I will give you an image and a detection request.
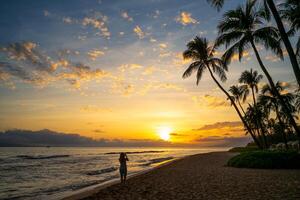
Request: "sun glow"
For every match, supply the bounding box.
[157,126,172,141]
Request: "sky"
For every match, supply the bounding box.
[0,0,297,146]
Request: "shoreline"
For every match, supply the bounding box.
[69,151,300,200]
[56,153,192,200]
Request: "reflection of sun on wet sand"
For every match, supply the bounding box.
[65,152,300,200]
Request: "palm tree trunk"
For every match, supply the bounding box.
[251,86,266,148]
[251,87,256,105]
[250,39,300,139]
[237,100,246,116]
[266,0,300,87]
[206,66,262,149]
[275,105,289,150]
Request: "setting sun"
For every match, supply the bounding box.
[157,126,172,141]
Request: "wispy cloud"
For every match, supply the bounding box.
[82,14,110,39]
[192,94,230,108]
[133,25,145,39]
[175,12,198,25]
[87,49,105,60]
[121,11,133,22]
[0,41,110,89]
[80,105,112,113]
[193,121,243,131]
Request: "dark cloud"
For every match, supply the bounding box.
[93,129,105,133]
[193,121,243,131]
[170,132,187,137]
[195,136,251,147]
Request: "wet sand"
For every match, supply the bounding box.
[66,152,300,200]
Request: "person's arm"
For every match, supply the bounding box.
[125,154,129,161]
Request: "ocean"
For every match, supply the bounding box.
[0,147,228,200]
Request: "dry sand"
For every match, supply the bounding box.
[68,152,300,200]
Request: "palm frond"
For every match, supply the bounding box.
[182,61,202,79]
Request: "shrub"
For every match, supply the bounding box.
[227,150,300,169]
[228,146,259,153]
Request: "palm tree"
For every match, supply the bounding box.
[228,85,249,115]
[207,0,300,86]
[182,36,261,148]
[239,69,264,145]
[259,82,295,149]
[295,89,300,113]
[280,0,300,59]
[215,0,300,138]
[239,69,263,105]
[265,0,300,86]
[244,103,268,148]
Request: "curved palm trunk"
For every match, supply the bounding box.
[251,87,256,105]
[237,100,246,116]
[275,105,288,150]
[250,39,300,140]
[266,0,300,87]
[206,66,262,149]
[251,86,267,148]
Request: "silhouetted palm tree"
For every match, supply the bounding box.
[244,103,269,148]
[280,0,300,59]
[207,0,300,86]
[228,85,249,115]
[182,36,261,148]
[295,89,300,113]
[215,0,300,138]
[259,82,295,149]
[239,69,263,105]
[265,0,300,86]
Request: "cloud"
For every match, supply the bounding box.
[0,129,250,147]
[0,41,110,89]
[118,64,143,72]
[150,38,157,43]
[195,136,251,147]
[265,55,280,62]
[170,133,187,137]
[133,25,145,39]
[82,14,110,39]
[193,121,243,131]
[62,17,73,24]
[232,51,251,61]
[87,49,105,60]
[175,12,198,25]
[159,43,167,49]
[192,95,230,108]
[93,129,105,133]
[121,11,133,22]
[43,10,50,17]
[80,105,111,113]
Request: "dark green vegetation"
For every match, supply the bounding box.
[183,0,300,150]
[227,151,300,169]
[228,146,259,153]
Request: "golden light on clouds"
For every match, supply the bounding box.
[176,12,198,25]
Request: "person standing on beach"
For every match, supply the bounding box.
[119,152,129,183]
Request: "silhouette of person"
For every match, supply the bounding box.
[119,152,129,183]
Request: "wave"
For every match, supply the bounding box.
[16,155,70,160]
[86,166,118,176]
[105,150,165,155]
[140,156,174,166]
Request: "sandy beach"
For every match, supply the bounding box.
[62,152,300,200]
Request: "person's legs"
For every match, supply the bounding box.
[123,168,127,183]
[119,168,124,183]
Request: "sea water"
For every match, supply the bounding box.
[0,147,228,200]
